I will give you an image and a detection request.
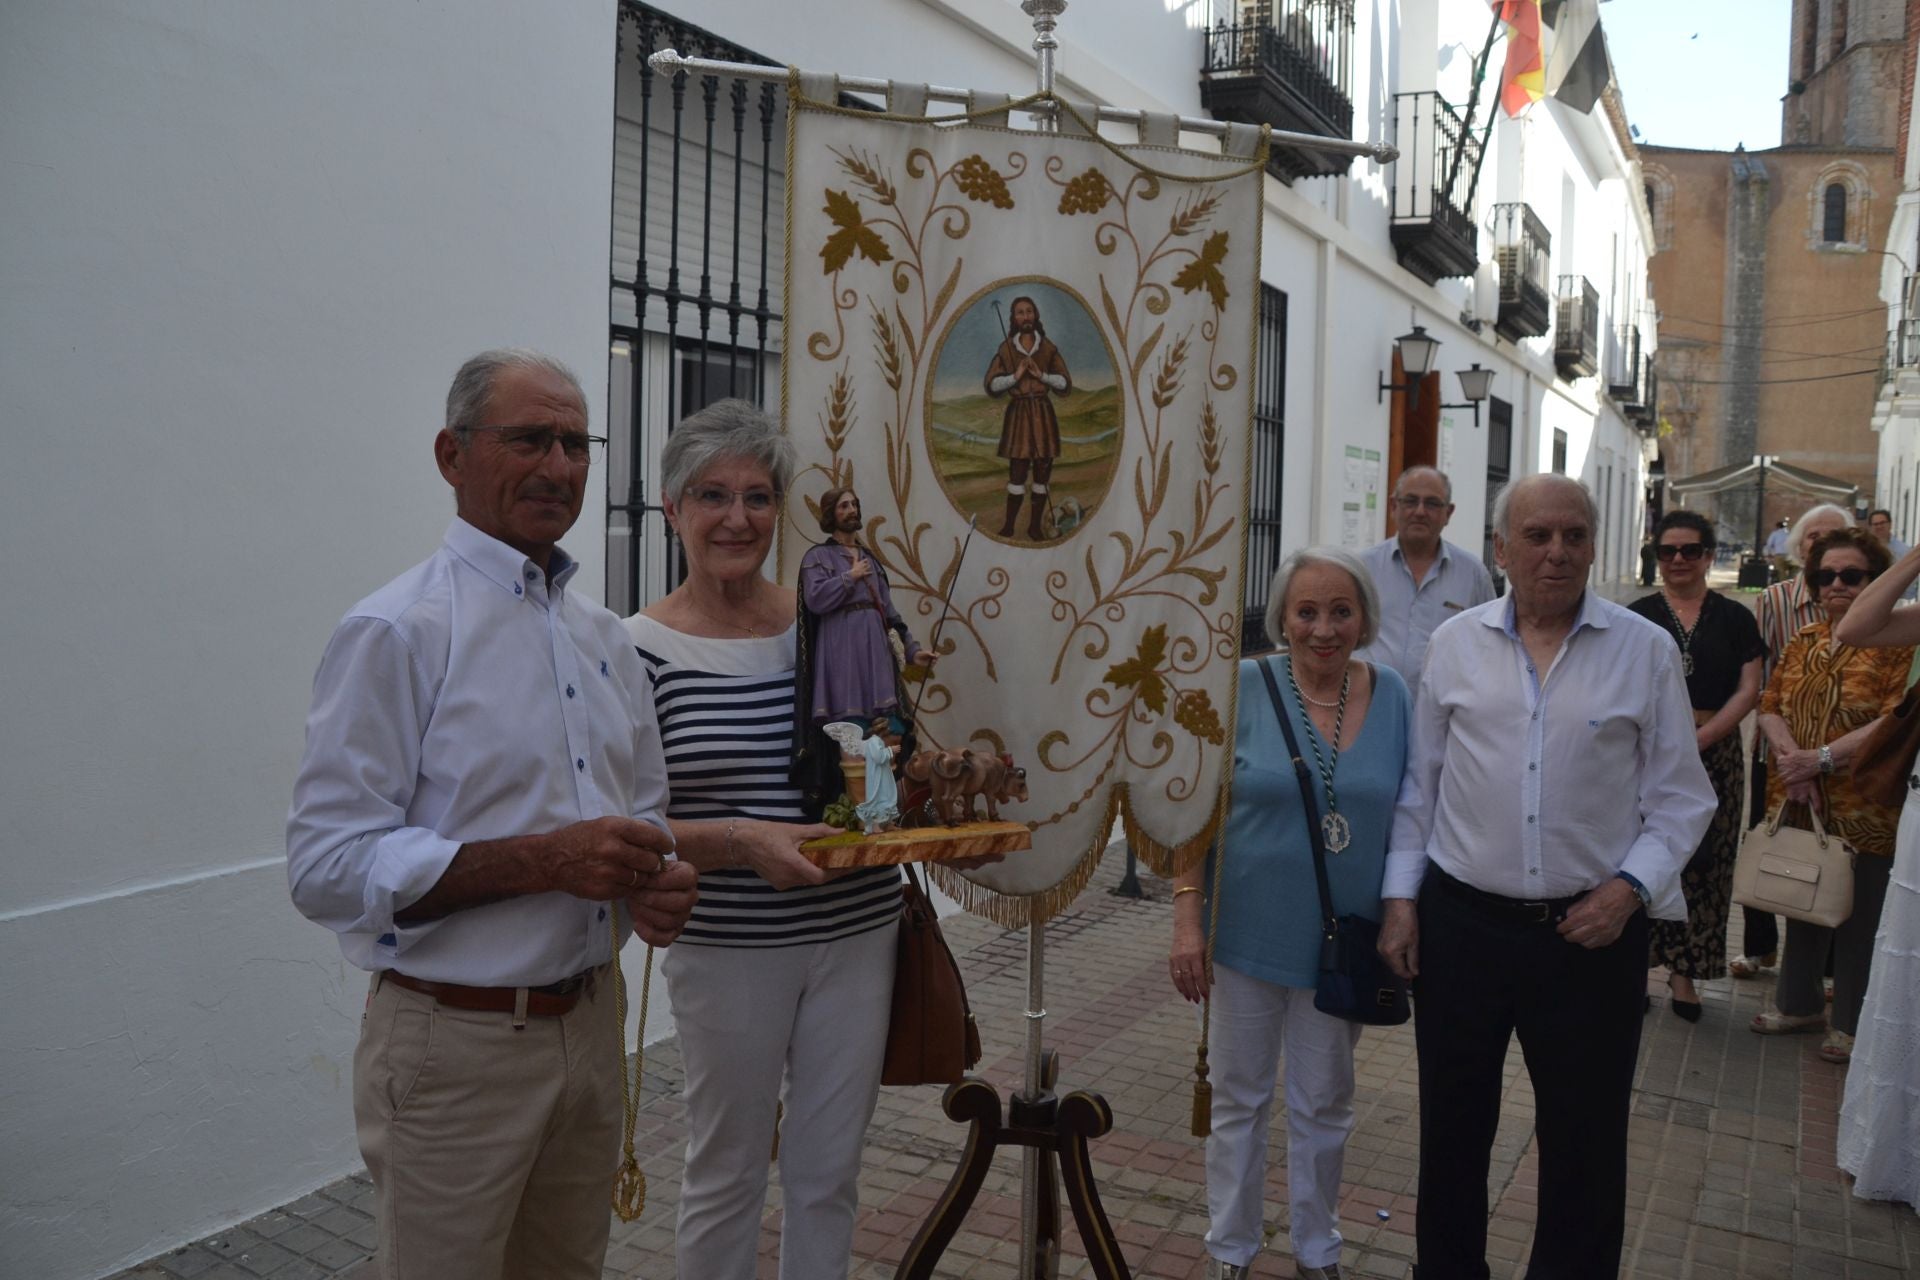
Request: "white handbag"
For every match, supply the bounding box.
[1732,803,1855,929]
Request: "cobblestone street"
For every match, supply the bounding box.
[112,849,1919,1280]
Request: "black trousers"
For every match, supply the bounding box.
[1412,872,1650,1280]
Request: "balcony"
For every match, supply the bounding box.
[1492,203,1551,342]
[1201,1,1356,182]
[1896,275,1920,368]
[1554,276,1599,379]
[1389,91,1483,284]
[1607,324,1641,401]
[1634,360,1660,430]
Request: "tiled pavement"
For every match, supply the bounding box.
[113,852,1920,1280]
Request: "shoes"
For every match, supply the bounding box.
[1750,1010,1826,1034]
[1298,1266,1343,1280]
[1819,1029,1855,1064]
[1203,1259,1250,1280]
[1729,952,1777,978]
[1669,975,1702,1023]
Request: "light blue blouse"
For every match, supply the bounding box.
[1207,655,1411,989]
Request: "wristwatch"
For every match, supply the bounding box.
[1818,744,1835,775]
[1613,870,1652,911]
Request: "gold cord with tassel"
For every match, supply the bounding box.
[1192,834,1227,1138]
[610,909,655,1223]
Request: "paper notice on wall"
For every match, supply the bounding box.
[1363,449,1381,519]
[1440,414,1456,474]
[1342,501,1363,547]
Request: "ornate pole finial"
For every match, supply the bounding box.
[1021,0,1068,98]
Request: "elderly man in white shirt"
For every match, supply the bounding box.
[1377,473,1714,1280]
[287,349,698,1280]
[1355,466,1496,697]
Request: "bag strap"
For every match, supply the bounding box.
[1256,656,1338,933]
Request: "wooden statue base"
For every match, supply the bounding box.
[799,821,1032,869]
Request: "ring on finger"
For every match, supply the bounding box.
[630,868,639,889]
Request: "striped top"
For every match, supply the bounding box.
[625,614,901,948]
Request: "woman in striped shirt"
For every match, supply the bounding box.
[625,400,903,1279]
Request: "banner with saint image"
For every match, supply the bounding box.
[780,76,1267,923]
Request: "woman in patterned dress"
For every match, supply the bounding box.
[1627,511,1765,1020]
[1750,528,1911,1065]
[1736,502,1853,977]
[1830,536,1920,1212]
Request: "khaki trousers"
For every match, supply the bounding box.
[352,969,621,1280]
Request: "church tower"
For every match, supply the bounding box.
[1784,0,1907,147]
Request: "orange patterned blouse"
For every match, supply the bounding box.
[1759,618,1914,856]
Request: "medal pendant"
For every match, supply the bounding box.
[1322,811,1352,854]
[1682,653,1694,677]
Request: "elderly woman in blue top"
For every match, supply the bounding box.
[1169,548,1411,1280]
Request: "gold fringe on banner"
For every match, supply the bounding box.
[925,788,1120,929]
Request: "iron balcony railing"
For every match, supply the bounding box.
[1607,323,1642,400]
[1201,1,1355,134]
[1492,202,1551,340]
[1897,274,1920,368]
[1388,91,1483,282]
[1554,275,1599,378]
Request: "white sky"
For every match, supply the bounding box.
[1603,0,1793,151]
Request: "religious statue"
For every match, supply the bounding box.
[791,486,935,818]
[984,295,1072,540]
[821,721,902,833]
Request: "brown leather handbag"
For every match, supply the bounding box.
[881,864,982,1086]
[1853,683,1920,808]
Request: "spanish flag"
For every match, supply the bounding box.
[1494,0,1545,117]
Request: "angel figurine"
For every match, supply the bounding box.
[821,720,901,834]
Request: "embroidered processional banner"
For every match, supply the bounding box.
[780,75,1267,923]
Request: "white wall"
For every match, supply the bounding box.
[0,4,618,1276]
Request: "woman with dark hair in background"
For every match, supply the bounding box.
[1628,510,1765,1020]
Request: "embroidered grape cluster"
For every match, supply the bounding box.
[1175,689,1225,745]
[1057,167,1113,215]
[952,155,1014,208]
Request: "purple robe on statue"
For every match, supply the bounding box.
[799,540,921,724]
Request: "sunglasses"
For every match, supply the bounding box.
[1810,567,1878,588]
[1655,543,1708,562]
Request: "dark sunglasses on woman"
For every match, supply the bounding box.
[1655,543,1709,562]
[1809,567,1878,587]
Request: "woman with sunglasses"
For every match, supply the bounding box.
[1751,528,1911,1064]
[1627,511,1765,1020]
[1828,537,1920,1211]
[1737,503,1854,977]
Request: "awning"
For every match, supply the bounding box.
[1665,458,1858,503]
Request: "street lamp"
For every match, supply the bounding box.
[1377,324,1441,411]
[1438,362,1496,427]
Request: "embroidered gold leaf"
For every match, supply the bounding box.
[1105,624,1170,716]
[831,147,898,205]
[1171,230,1230,311]
[1057,167,1114,215]
[952,155,1015,209]
[820,189,892,274]
[1175,688,1225,745]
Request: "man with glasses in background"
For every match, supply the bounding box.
[1356,466,1496,695]
[286,348,698,1279]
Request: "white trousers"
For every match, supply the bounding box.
[662,920,897,1280]
[1204,963,1362,1270]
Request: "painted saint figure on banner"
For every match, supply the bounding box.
[985,295,1072,540]
[925,279,1122,547]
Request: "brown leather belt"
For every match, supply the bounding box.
[381,967,596,1018]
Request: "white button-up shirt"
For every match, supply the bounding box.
[1354,536,1496,698]
[287,519,671,986]
[1385,591,1715,920]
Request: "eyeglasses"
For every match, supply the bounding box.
[1655,543,1709,562]
[457,424,606,464]
[1394,495,1449,511]
[1810,567,1878,588]
[684,483,779,514]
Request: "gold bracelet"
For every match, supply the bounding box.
[1172,885,1202,899]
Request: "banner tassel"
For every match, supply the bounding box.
[1190,1038,1212,1137]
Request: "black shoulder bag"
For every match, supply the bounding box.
[1256,657,1411,1027]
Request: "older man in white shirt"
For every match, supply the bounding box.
[287,349,698,1279]
[1355,466,1495,697]
[1377,473,1714,1280]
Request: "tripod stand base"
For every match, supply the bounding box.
[895,1053,1130,1279]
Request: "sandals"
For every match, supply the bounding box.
[1819,1030,1854,1063]
[1729,953,1777,978]
[1750,1010,1826,1035]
